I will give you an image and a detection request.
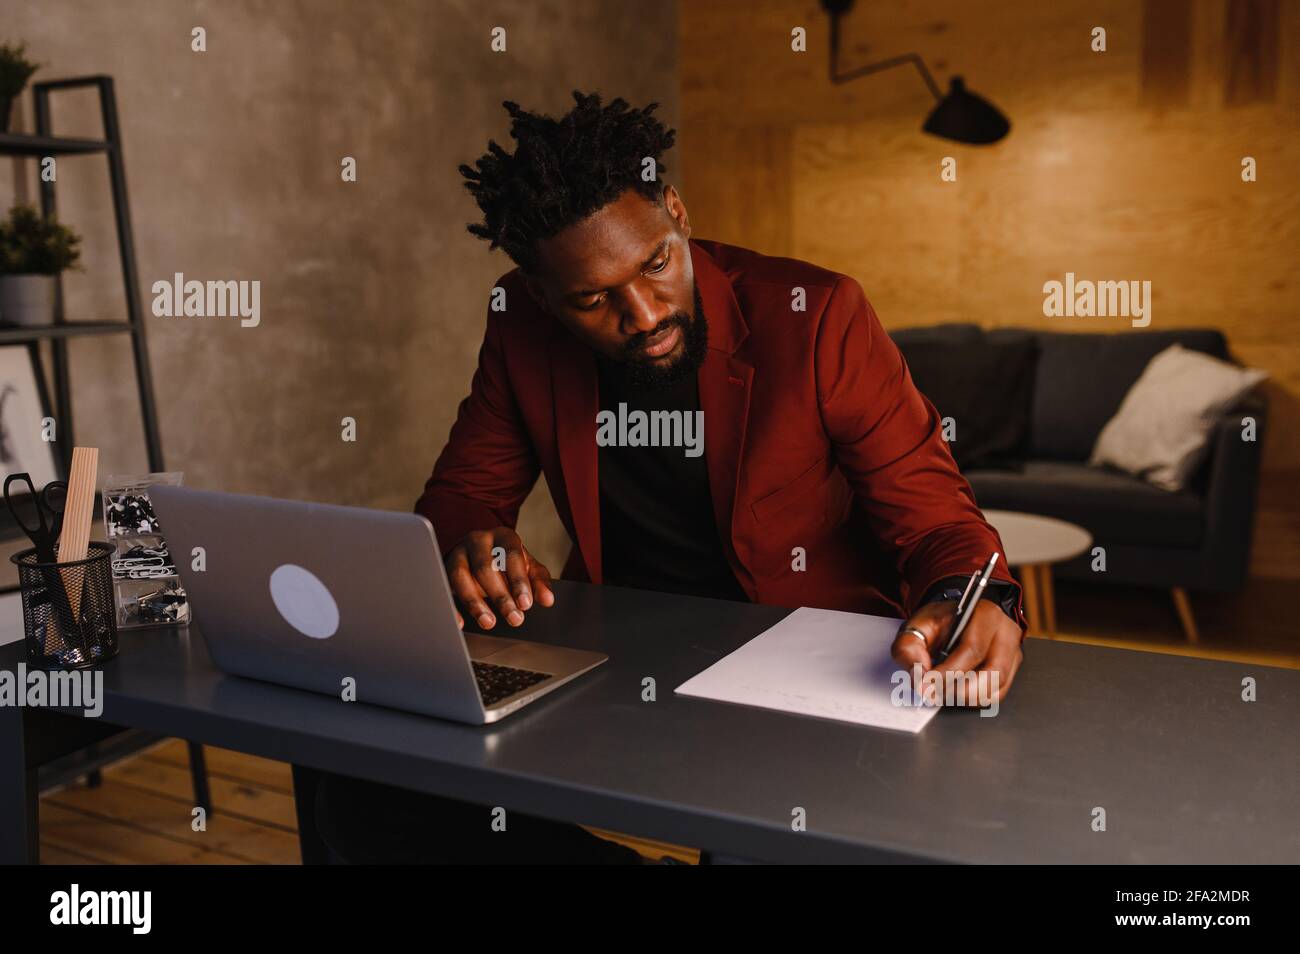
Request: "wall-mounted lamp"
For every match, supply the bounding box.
[820,0,1011,144]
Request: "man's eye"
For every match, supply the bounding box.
[572,255,667,310]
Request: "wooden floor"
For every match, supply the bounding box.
[1047,575,1300,669]
[39,738,699,864]
[40,739,302,864]
[38,575,1297,864]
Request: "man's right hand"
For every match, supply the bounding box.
[445,527,555,630]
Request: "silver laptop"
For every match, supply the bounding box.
[149,486,606,724]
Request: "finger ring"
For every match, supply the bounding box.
[900,626,928,646]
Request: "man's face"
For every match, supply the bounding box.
[524,186,705,387]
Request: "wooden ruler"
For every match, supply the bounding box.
[58,446,99,618]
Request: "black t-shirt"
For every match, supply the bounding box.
[596,359,749,603]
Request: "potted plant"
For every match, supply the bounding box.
[0,205,81,326]
[0,42,40,133]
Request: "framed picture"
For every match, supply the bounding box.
[0,344,60,491]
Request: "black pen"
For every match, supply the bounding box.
[934,552,1000,663]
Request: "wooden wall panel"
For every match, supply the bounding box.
[679,124,795,258]
[679,0,1300,579]
[1225,0,1281,103]
[1142,0,1193,106]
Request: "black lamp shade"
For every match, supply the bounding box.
[922,76,1010,145]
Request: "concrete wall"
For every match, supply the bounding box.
[2,0,678,574]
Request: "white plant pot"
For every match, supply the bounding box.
[0,274,57,326]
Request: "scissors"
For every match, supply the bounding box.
[4,473,69,563]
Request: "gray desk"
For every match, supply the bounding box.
[3,580,1298,864]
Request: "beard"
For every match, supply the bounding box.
[612,285,710,389]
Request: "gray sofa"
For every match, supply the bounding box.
[891,324,1267,638]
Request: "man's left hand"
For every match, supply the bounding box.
[890,600,1024,706]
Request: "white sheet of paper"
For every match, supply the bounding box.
[674,606,939,733]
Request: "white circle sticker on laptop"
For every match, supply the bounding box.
[269,564,340,639]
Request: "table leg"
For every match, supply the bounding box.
[0,703,38,864]
[291,764,330,865]
[1039,564,1057,638]
[1020,565,1042,637]
[188,741,211,813]
[1171,587,1200,644]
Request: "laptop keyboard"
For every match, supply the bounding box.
[473,661,551,707]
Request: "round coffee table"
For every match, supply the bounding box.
[981,510,1092,638]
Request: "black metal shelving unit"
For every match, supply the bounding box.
[0,75,164,499]
[0,76,208,811]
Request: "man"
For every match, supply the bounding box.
[317,91,1026,864]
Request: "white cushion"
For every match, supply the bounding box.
[1089,344,1265,491]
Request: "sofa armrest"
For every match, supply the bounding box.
[1199,392,1267,590]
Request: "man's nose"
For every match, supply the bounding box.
[619,283,671,335]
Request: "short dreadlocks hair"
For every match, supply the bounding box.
[459,90,677,274]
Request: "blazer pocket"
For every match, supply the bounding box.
[750,456,830,523]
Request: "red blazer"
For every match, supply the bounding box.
[417,239,1023,622]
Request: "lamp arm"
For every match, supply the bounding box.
[827,11,943,102]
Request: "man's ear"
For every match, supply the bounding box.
[663,184,691,239]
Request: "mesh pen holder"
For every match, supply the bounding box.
[11,541,119,669]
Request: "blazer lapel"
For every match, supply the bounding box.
[550,330,602,582]
[691,241,753,578]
